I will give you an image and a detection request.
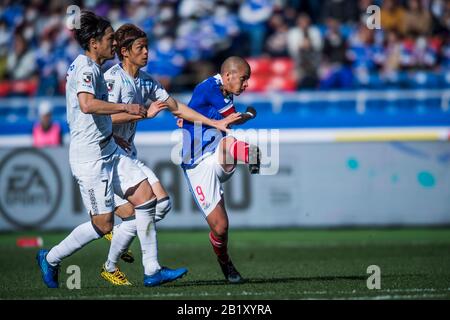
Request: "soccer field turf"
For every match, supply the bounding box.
[0,228,449,300]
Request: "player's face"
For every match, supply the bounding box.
[127,37,148,68]
[226,66,251,96]
[96,27,116,61]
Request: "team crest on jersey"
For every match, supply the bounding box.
[140,79,153,88]
[82,72,93,84]
[106,80,114,92]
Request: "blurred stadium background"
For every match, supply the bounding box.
[0,0,449,299]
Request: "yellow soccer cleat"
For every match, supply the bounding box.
[103,232,113,241]
[100,265,132,286]
[103,232,135,263]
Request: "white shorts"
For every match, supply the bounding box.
[71,147,147,215]
[114,157,160,208]
[183,144,235,217]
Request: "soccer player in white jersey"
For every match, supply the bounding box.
[36,11,234,288]
[99,24,241,285]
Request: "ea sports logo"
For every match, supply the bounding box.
[0,148,62,229]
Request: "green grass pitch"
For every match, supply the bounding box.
[0,228,449,300]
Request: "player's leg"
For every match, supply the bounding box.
[211,143,243,283]
[102,162,173,286]
[104,181,170,268]
[105,181,170,260]
[206,198,230,264]
[220,135,261,174]
[138,161,172,222]
[104,195,135,264]
[37,159,116,288]
[183,154,243,284]
[153,182,171,221]
[206,198,244,284]
[37,214,113,288]
[101,201,135,286]
[110,203,136,265]
[114,152,187,286]
[105,202,136,266]
[218,136,238,173]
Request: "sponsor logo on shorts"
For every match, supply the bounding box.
[105,197,113,208]
[202,202,211,211]
[88,188,98,215]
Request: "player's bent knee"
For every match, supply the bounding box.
[91,220,113,236]
[126,179,154,205]
[91,212,114,236]
[115,202,135,219]
[155,197,172,222]
[220,136,237,150]
[211,224,228,239]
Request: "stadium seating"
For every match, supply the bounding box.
[0,80,38,97]
[246,58,297,92]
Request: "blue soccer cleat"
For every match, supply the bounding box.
[36,249,59,288]
[144,266,188,287]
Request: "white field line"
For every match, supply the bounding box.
[22,288,450,300]
[38,291,277,300]
[161,240,450,249]
[336,294,448,300]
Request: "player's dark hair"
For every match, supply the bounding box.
[73,11,112,51]
[115,24,147,61]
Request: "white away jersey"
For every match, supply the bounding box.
[104,64,169,157]
[66,55,117,163]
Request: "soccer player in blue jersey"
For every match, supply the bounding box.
[181,56,260,283]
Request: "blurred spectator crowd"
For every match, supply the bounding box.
[0,0,449,96]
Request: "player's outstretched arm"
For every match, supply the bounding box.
[78,92,147,117]
[225,106,257,126]
[111,113,143,124]
[166,97,241,132]
[111,100,168,124]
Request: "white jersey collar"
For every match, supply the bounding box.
[82,54,100,68]
[213,73,223,85]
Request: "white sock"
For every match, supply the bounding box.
[155,197,172,222]
[104,218,137,272]
[135,198,161,275]
[46,221,102,266]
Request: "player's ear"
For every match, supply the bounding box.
[88,38,97,51]
[226,71,231,81]
[121,46,128,59]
